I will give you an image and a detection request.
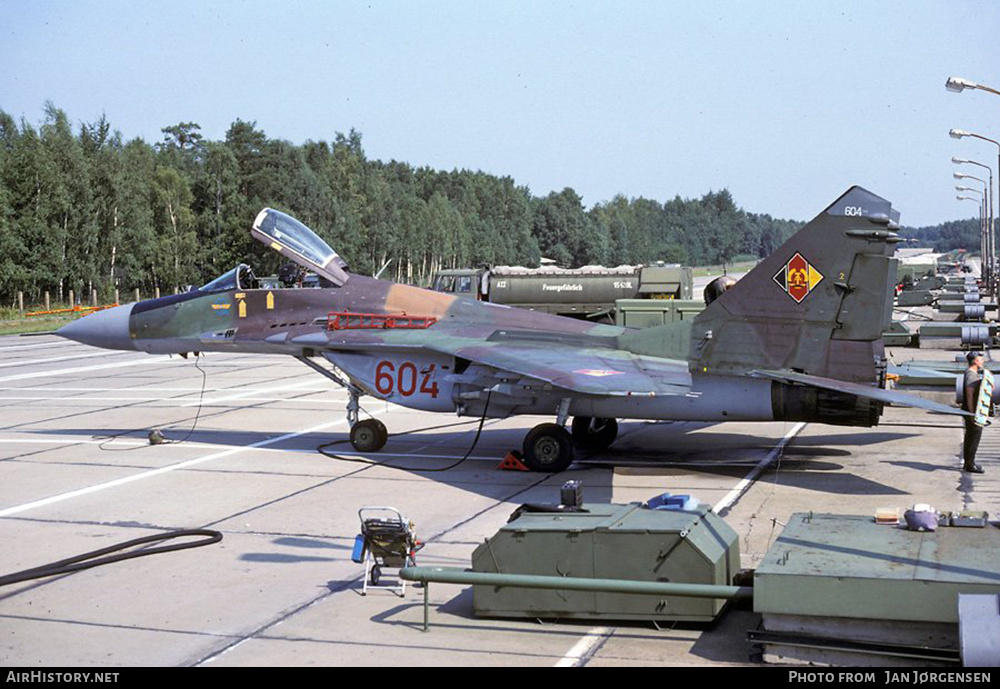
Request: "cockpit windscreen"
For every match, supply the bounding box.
[200,263,256,292]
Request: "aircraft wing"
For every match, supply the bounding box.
[425,340,691,396]
[293,329,691,396]
[752,369,971,417]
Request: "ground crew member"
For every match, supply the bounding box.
[962,351,987,474]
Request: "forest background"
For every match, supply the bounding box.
[0,104,981,306]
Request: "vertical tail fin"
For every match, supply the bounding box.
[691,186,900,383]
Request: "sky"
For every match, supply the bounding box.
[2,0,999,227]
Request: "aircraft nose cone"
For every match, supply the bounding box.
[57,304,135,350]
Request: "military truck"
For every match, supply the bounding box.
[430,264,693,320]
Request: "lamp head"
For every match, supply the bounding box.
[947,76,977,92]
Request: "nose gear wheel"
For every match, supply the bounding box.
[350,419,388,452]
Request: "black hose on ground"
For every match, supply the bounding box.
[0,529,223,587]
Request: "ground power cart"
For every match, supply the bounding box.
[352,506,422,596]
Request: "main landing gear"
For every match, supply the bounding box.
[297,357,619,469]
[571,416,619,451]
[521,416,619,473]
[345,409,618,471]
[522,423,574,472]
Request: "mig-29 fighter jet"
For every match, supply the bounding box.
[58,187,965,472]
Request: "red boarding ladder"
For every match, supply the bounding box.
[327,312,438,330]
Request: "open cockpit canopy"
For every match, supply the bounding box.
[251,209,350,286]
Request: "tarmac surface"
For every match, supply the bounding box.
[0,330,997,667]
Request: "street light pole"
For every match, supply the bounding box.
[957,194,986,280]
[957,186,986,283]
[946,77,1000,291]
[955,172,992,289]
[953,157,994,291]
[951,129,1000,295]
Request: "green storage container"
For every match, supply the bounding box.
[471,502,739,622]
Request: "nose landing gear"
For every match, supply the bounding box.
[350,418,388,452]
[296,355,390,453]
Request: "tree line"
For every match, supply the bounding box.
[3,102,926,307]
[898,218,985,253]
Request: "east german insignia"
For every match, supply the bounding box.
[773,252,824,303]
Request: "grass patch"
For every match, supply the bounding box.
[0,308,81,337]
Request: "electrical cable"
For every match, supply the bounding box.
[18,369,487,591]
[0,360,224,590]
[163,355,209,445]
[94,355,209,451]
[317,390,494,472]
[0,529,223,588]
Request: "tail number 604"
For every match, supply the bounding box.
[375,360,439,398]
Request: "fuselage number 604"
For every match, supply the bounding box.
[375,360,440,398]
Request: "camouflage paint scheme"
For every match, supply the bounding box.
[58,187,968,471]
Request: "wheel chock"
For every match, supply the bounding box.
[498,450,529,471]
